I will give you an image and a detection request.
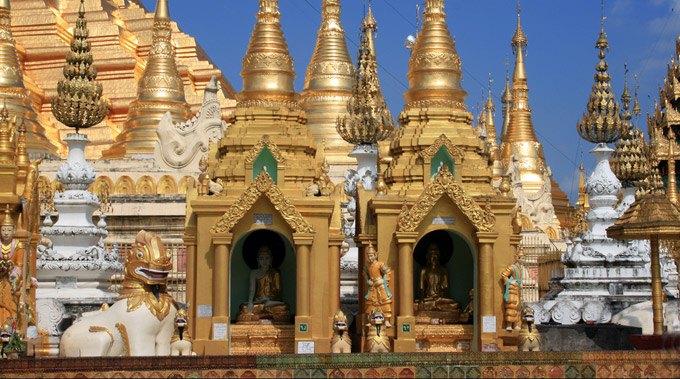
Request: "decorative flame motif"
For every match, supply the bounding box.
[576,11,623,144]
[335,6,394,146]
[50,0,108,133]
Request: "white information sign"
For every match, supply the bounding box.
[297,341,315,354]
[197,305,213,318]
[254,213,273,225]
[482,316,497,333]
[213,323,228,340]
[432,217,456,225]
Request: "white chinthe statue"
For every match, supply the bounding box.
[59,231,177,356]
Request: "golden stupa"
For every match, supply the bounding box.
[300,0,356,182]
[102,0,192,158]
[0,0,59,157]
[184,0,344,355]
[499,4,548,194]
[9,0,235,158]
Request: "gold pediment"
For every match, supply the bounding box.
[419,134,465,161]
[397,167,495,233]
[211,170,314,235]
[245,135,286,164]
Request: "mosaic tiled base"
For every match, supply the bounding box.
[1,351,678,378]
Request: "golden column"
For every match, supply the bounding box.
[294,232,314,348]
[300,0,355,182]
[499,3,549,194]
[476,232,497,345]
[182,231,197,337]
[394,231,418,351]
[209,232,231,354]
[103,0,192,158]
[0,0,59,157]
[327,235,345,317]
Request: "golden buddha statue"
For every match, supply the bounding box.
[236,245,290,324]
[0,208,24,325]
[414,243,460,323]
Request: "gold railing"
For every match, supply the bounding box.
[107,240,187,304]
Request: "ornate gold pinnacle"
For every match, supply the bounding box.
[612,66,648,187]
[238,0,298,108]
[403,0,466,109]
[50,0,108,133]
[576,7,623,144]
[335,5,394,146]
[0,105,14,163]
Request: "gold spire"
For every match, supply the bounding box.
[51,0,109,134]
[0,0,58,156]
[300,0,355,178]
[103,0,191,158]
[500,2,548,193]
[403,0,467,110]
[577,2,622,144]
[0,105,14,163]
[485,74,498,146]
[335,4,394,146]
[237,0,298,108]
[501,57,512,141]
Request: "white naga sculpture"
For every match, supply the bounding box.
[155,75,228,171]
[59,231,177,356]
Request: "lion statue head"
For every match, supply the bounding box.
[125,230,173,286]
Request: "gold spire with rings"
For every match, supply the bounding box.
[500,1,548,193]
[237,0,299,109]
[335,4,394,146]
[300,0,356,179]
[611,65,648,188]
[0,104,14,163]
[485,74,498,149]
[403,0,467,110]
[577,1,623,144]
[103,0,191,158]
[51,0,109,134]
[0,0,59,157]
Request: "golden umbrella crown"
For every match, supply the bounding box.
[576,14,623,144]
[335,5,394,145]
[51,0,108,133]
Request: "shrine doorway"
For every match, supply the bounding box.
[229,228,297,321]
[412,229,476,320]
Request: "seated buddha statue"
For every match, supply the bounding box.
[414,243,461,323]
[237,245,290,324]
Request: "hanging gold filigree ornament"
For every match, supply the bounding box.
[51,0,109,133]
[335,5,394,146]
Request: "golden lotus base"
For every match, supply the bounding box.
[415,324,473,352]
[230,324,294,355]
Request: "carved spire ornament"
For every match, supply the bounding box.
[611,66,648,188]
[300,0,355,179]
[0,0,58,156]
[499,2,549,194]
[403,0,466,110]
[237,0,299,108]
[576,4,623,144]
[51,0,109,134]
[103,0,191,158]
[335,5,394,146]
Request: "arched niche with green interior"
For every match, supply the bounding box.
[229,228,296,321]
[412,229,475,316]
[253,146,278,184]
[431,146,455,178]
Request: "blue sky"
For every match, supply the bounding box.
[139,0,680,202]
